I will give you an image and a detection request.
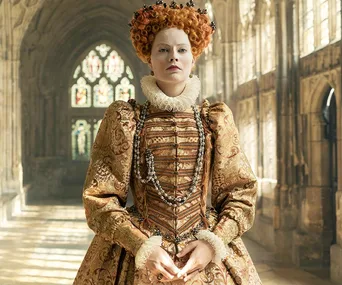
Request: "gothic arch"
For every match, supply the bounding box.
[18,0,149,200]
[297,74,339,268]
[309,73,340,114]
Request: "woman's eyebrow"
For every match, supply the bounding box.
[157,43,189,46]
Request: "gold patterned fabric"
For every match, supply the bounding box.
[73,100,262,285]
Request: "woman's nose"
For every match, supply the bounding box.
[169,49,179,62]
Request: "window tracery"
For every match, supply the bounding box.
[69,43,135,161]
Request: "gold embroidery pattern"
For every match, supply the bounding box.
[74,101,262,285]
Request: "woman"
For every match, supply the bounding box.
[74,1,262,284]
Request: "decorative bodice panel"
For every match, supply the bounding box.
[130,105,213,243]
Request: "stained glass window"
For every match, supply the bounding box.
[320,0,330,46]
[71,120,91,161]
[82,50,103,83]
[115,77,135,101]
[69,43,135,161]
[94,78,114,107]
[126,66,134,80]
[71,78,91,108]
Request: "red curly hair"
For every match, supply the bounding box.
[129,2,215,63]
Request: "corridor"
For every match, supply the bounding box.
[0,201,336,285]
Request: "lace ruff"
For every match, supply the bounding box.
[140,75,201,112]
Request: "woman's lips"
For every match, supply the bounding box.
[167,66,181,70]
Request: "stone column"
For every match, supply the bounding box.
[331,79,342,283]
[273,0,298,263]
[331,6,342,279]
[1,1,16,193]
[0,5,4,196]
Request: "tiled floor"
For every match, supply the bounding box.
[0,201,337,285]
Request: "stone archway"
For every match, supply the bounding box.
[19,0,149,202]
[322,88,337,245]
[293,73,340,273]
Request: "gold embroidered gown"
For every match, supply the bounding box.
[73,99,262,285]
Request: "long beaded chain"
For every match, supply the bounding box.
[133,101,206,208]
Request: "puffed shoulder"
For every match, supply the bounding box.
[104,100,135,118]
[201,100,235,132]
[94,101,136,146]
[102,100,138,128]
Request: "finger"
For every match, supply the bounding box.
[162,260,180,275]
[184,270,200,282]
[177,258,197,278]
[155,264,175,280]
[177,242,197,258]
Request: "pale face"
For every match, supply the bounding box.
[148,28,195,85]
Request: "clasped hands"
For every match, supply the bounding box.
[146,240,215,283]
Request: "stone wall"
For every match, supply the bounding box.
[198,0,342,283]
[0,0,45,224]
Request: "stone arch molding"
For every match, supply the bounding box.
[18,0,150,189]
[309,70,341,114]
[6,0,44,40]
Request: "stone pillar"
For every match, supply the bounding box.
[273,0,298,263]
[0,1,27,225]
[0,6,4,196]
[0,0,40,198]
[331,8,342,279]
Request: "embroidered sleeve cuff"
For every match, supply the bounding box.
[213,217,239,245]
[195,230,228,263]
[135,235,162,270]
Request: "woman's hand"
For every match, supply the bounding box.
[146,246,181,283]
[176,240,215,282]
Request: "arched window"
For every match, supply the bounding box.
[300,0,314,55]
[322,88,336,141]
[262,2,275,73]
[319,0,330,46]
[246,28,255,81]
[238,33,247,84]
[238,0,256,84]
[70,43,135,161]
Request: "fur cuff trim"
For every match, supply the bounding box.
[196,230,228,263]
[135,235,162,269]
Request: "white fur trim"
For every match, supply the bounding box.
[140,75,201,112]
[135,236,162,270]
[196,230,228,263]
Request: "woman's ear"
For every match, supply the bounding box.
[147,58,152,69]
[191,58,196,69]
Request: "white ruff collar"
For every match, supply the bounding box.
[140,75,201,112]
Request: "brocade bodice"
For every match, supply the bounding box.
[129,104,214,251]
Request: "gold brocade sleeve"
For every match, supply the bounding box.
[82,101,148,256]
[208,102,258,245]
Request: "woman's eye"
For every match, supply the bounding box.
[179,48,187,53]
[159,48,168,52]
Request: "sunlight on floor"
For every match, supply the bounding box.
[0,203,336,285]
[0,203,94,285]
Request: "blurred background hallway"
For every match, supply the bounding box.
[0,0,341,283]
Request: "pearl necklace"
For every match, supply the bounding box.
[133,101,206,207]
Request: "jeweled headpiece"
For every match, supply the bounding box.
[129,0,216,63]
